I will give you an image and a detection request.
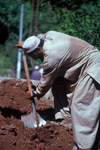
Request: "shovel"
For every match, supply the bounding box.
[21,53,46,128]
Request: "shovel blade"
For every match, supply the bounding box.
[21,101,46,128]
[21,112,46,128]
[21,111,37,128]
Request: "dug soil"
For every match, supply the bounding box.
[0,78,74,150]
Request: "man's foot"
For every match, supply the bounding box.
[59,119,72,128]
[51,118,72,128]
[50,119,64,125]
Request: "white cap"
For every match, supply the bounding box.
[22,36,40,53]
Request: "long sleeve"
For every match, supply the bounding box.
[34,54,60,98]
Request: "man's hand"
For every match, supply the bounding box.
[26,89,35,99]
[14,41,24,48]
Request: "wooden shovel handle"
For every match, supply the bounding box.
[22,54,39,126]
[22,54,32,92]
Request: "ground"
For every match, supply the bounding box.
[0,78,74,150]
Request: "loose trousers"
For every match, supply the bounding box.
[52,75,100,149]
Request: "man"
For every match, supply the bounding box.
[15,31,100,150]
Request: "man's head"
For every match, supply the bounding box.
[23,36,44,61]
[22,36,40,53]
[15,36,44,61]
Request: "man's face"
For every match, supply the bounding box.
[27,47,44,61]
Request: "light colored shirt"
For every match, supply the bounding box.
[34,31,100,97]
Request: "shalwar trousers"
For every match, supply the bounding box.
[52,75,100,149]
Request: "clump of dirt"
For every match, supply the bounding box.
[0,79,74,150]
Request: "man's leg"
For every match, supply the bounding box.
[52,77,71,120]
[71,74,100,149]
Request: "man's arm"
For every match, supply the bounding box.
[33,54,60,99]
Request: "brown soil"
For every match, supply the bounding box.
[0,78,74,150]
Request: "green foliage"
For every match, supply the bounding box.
[42,0,100,49]
[0,68,14,77]
[0,0,100,77]
[0,0,21,38]
[38,3,59,33]
[0,52,12,69]
[0,0,32,77]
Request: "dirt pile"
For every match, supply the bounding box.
[0,78,74,150]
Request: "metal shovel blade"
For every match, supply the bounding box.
[21,101,46,128]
